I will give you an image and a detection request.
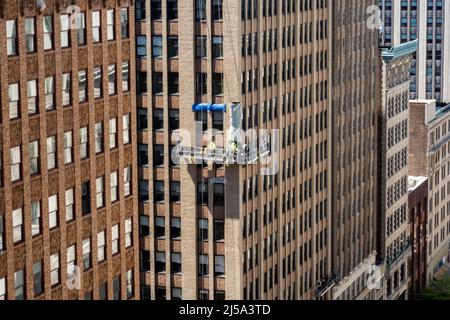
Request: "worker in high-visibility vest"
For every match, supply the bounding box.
[230,139,239,162]
[205,137,217,158]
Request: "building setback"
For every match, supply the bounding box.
[136,0,332,300]
[0,0,139,300]
[379,0,450,102]
[409,99,450,285]
[330,0,381,300]
[378,40,417,300]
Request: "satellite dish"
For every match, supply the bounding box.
[36,0,47,12]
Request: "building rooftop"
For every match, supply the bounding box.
[381,40,418,62]
[408,176,427,192]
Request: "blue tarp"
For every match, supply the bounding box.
[192,103,226,112]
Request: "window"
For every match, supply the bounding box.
[156,288,166,300]
[126,270,133,299]
[27,80,37,114]
[152,0,162,19]
[77,12,86,45]
[62,73,71,106]
[214,255,225,276]
[92,11,101,43]
[196,36,207,58]
[65,188,74,222]
[196,0,206,20]
[50,253,60,286]
[110,171,118,202]
[195,73,207,97]
[8,83,19,120]
[47,136,56,170]
[131,178,147,208]
[123,114,131,144]
[48,195,58,229]
[214,219,224,241]
[6,20,17,56]
[155,217,165,238]
[95,122,103,153]
[156,252,166,272]
[169,110,179,130]
[25,18,35,53]
[198,218,208,241]
[212,36,223,59]
[198,289,209,300]
[99,283,107,300]
[124,166,131,196]
[108,64,116,95]
[97,230,106,262]
[29,141,39,175]
[114,279,122,300]
[121,8,129,38]
[170,181,180,202]
[93,67,102,99]
[60,15,70,48]
[64,131,73,164]
[154,181,164,202]
[0,277,5,300]
[168,73,179,95]
[214,183,224,206]
[33,261,43,296]
[80,127,88,159]
[109,118,117,149]
[152,36,163,58]
[137,35,147,57]
[81,181,91,215]
[125,218,132,248]
[141,250,150,271]
[95,177,105,208]
[14,269,24,300]
[96,176,104,208]
[78,70,87,102]
[140,216,150,236]
[168,0,178,20]
[12,208,23,243]
[168,36,178,58]
[122,62,130,91]
[198,254,208,276]
[212,0,223,20]
[43,16,53,50]
[138,108,148,130]
[152,72,163,94]
[212,73,223,95]
[107,10,115,41]
[112,224,119,255]
[82,238,91,270]
[31,201,41,236]
[67,245,76,275]
[171,253,182,273]
[45,76,54,110]
[10,146,21,182]
[136,0,146,20]
[171,217,181,239]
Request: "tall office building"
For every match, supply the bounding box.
[330,0,381,300]
[409,99,450,285]
[378,41,416,300]
[0,0,139,300]
[378,0,450,102]
[408,175,428,298]
[136,0,332,300]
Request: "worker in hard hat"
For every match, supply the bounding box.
[205,136,217,159]
[230,139,239,162]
